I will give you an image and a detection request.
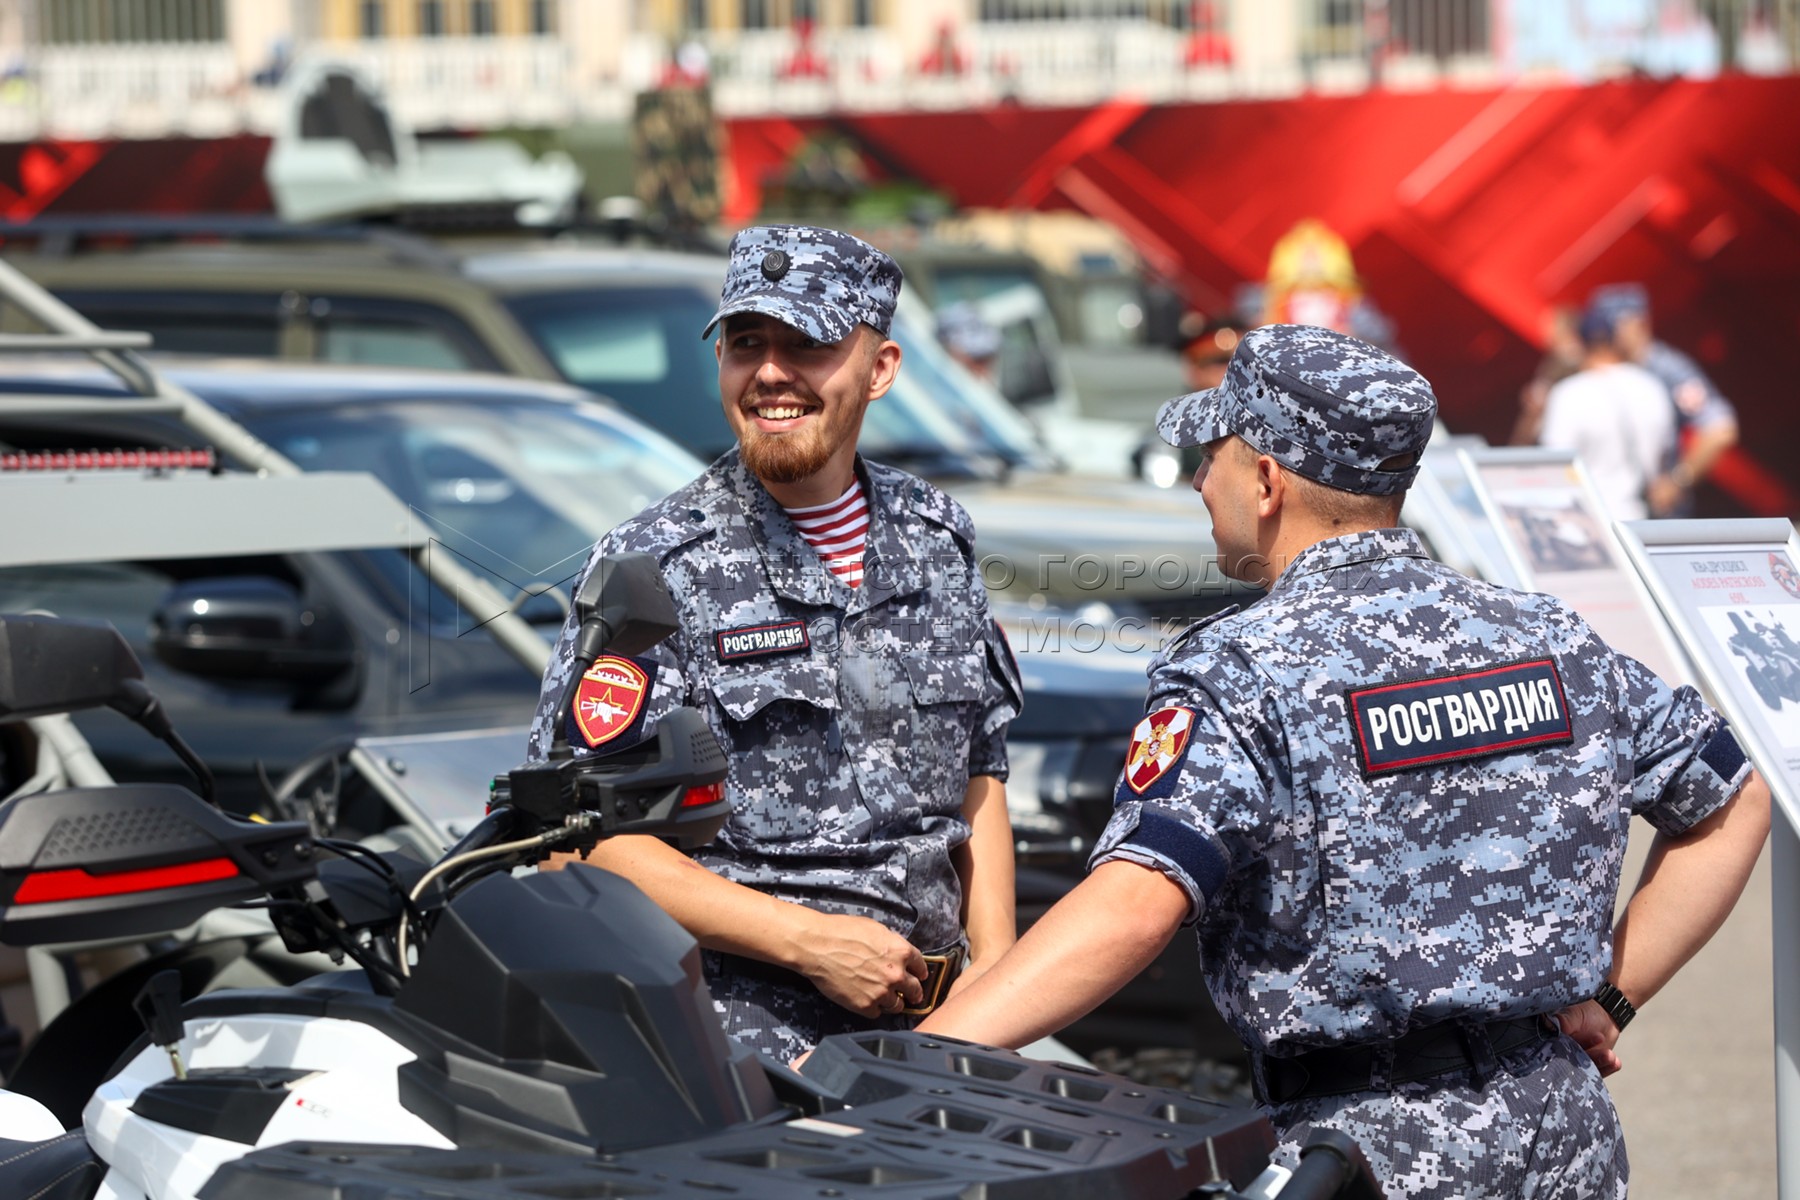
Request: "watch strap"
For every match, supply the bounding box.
[1593,981,1637,1032]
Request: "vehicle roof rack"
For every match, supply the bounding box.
[0,211,728,267]
[0,256,552,673]
[0,215,463,273]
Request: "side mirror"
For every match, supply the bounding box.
[573,552,677,660]
[151,577,356,685]
[1141,282,1185,350]
[1001,344,1058,409]
[0,615,143,720]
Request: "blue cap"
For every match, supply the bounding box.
[1587,282,1650,324]
[703,225,903,343]
[1156,324,1437,496]
[935,302,1001,361]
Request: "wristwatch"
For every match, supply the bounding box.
[1593,981,1637,1032]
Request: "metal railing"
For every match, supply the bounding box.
[0,1,1796,136]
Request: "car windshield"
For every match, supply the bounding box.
[886,301,1051,469]
[933,265,1044,307]
[503,284,991,471]
[239,396,701,581]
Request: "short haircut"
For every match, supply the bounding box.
[1230,437,1406,528]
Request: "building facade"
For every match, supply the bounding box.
[0,0,1790,138]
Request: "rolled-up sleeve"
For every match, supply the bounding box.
[968,615,1023,782]
[1621,654,1752,835]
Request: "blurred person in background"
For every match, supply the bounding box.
[1511,305,1585,446]
[1538,304,1674,520]
[934,301,1001,383]
[1176,311,1244,393]
[1588,283,1740,517]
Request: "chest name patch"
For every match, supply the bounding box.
[1347,658,1573,777]
[716,619,811,663]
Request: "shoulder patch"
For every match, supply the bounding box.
[1345,658,1573,777]
[569,655,656,749]
[1122,707,1196,798]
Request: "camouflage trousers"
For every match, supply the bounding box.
[701,950,916,1062]
[1268,1035,1627,1200]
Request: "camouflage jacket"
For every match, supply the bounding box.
[529,450,1022,950]
[1643,339,1736,435]
[1093,528,1747,1057]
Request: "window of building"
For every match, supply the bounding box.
[531,0,557,34]
[793,0,818,23]
[851,0,878,26]
[419,0,446,36]
[43,0,226,44]
[360,0,386,38]
[470,0,496,35]
[741,0,772,29]
[975,0,1184,22]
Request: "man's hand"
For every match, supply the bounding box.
[794,913,928,1018]
[1554,999,1623,1077]
[1646,472,1686,517]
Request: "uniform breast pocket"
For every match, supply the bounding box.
[900,652,989,809]
[708,659,840,841]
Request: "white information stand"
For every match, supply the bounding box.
[1460,447,1692,687]
[1614,517,1800,1198]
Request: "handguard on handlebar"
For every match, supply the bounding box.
[493,706,729,857]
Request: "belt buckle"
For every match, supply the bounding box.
[900,946,964,1016]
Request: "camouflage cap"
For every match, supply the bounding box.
[702,225,903,343]
[935,301,1001,361]
[1156,324,1437,496]
[1586,282,1651,324]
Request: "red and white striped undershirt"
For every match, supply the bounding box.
[783,481,870,588]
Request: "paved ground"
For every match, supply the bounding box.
[1607,822,1776,1197]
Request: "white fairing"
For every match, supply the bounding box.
[0,1088,64,1140]
[87,1013,454,1200]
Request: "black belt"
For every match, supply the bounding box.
[1253,1015,1556,1106]
[709,941,966,1017]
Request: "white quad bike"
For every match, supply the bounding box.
[0,553,1380,1200]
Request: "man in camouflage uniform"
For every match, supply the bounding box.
[921,324,1771,1198]
[1588,282,1740,518]
[530,225,1022,1061]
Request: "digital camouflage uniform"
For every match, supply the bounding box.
[1097,325,1751,1199]
[529,226,1022,1060]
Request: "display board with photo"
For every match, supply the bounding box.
[1618,519,1800,822]
[1618,519,1800,1196]
[1461,447,1690,686]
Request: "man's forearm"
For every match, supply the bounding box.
[956,774,1016,961]
[1677,419,1738,485]
[549,835,818,967]
[1609,771,1771,1009]
[549,833,930,1015]
[919,859,1187,1049]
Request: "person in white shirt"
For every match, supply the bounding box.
[1539,307,1675,520]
